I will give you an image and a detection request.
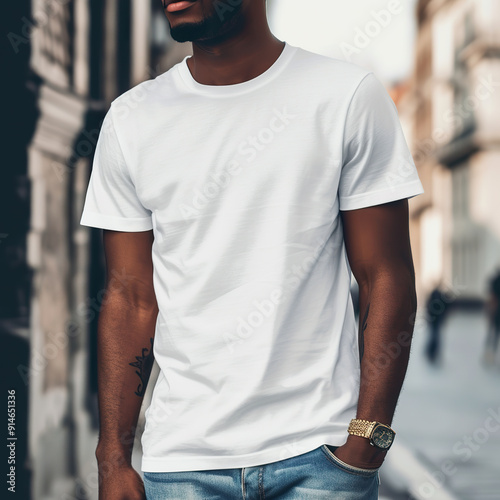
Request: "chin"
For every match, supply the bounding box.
[169,24,203,43]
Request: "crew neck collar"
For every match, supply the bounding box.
[176,42,297,97]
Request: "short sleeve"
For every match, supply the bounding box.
[79,106,153,231]
[338,71,424,211]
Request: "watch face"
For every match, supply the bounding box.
[371,425,394,449]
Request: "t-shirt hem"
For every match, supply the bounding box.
[339,179,424,211]
[80,211,153,231]
[141,433,347,472]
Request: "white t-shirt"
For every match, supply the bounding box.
[80,42,424,473]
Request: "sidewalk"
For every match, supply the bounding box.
[379,308,500,500]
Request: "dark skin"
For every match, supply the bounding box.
[165,0,285,86]
[336,198,418,468]
[95,229,157,500]
[95,1,418,497]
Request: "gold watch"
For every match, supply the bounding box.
[348,419,396,450]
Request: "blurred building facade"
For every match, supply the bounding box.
[399,0,500,303]
[5,1,191,499]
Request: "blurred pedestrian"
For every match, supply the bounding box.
[482,268,500,366]
[425,284,449,365]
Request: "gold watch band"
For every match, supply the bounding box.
[348,419,378,438]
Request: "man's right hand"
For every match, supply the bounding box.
[97,462,146,500]
[93,228,158,500]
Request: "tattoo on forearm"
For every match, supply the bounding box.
[129,337,155,397]
[359,302,370,362]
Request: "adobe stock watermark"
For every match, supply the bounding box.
[386,72,500,188]
[16,267,136,385]
[277,438,314,461]
[112,66,166,123]
[52,127,101,182]
[52,63,170,182]
[65,385,186,499]
[222,235,334,353]
[417,405,500,498]
[7,0,71,54]
[214,0,244,21]
[411,73,500,166]
[340,0,403,62]
[56,66,165,180]
[178,106,297,220]
[358,278,466,384]
[73,422,147,500]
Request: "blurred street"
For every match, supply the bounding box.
[378,307,500,500]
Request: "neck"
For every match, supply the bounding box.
[186,6,285,86]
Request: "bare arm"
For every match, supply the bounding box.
[335,198,417,468]
[95,229,158,499]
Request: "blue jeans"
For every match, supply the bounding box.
[143,444,381,499]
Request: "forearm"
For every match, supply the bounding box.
[95,294,158,465]
[356,267,417,426]
[337,199,417,467]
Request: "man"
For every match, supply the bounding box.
[80,1,424,498]
[424,284,449,366]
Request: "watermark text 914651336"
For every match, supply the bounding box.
[7,389,16,494]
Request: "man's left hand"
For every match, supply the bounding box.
[332,434,388,469]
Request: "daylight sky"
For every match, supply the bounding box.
[268,0,419,86]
